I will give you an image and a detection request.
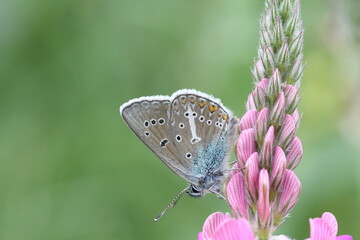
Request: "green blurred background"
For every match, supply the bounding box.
[0,0,359,239]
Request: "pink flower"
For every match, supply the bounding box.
[198,212,256,240]
[309,212,352,240]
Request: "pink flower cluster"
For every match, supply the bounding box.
[198,212,352,240]
[234,76,302,236]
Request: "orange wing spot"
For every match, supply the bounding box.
[190,98,196,103]
[209,105,218,113]
[181,99,187,105]
[222,114,228,120]
[199,101,206,108]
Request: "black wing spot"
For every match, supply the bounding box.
[176,135,182,142]
[158,118,165,125]
[207,120,212,125]
[199,116,205,122]
[179,123,185,129]
[192,112,197,117]
[144,121,149,127]
[144,131,150,137]
[184,112,190,117]
[186,153,192,159]
[151,119,157,125]
[160,138,169,147]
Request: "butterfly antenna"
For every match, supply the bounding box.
[153,186,190,222]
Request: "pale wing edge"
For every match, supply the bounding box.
[170,89,234,118]
[119,95,171,115]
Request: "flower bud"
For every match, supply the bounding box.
[289,58,304,83]
[270,92,285,126]
[277,41,290,72]
[239,110,258,131]
[260,28,272,48]
[252,60,266,83]
[274,17,284,49]
[285,12,298,37]
[227,173,248,219]
[246,93,256,111]
[270,147,287,191]
[260,126,274,167]
[292,109,301,128]
[289,31,303,59]
[280,0,291,20]
[268,69,282,102]
[258,169,271,227]
[253,87,266,110]
[245,152,260,201]
[260,47,275,73]
[286,136,303,169]
[284,85,301,114]
[277,114,296,149]
[255,108,270,144]
[236,129,256,168]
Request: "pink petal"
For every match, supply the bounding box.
[255,60,265,80]
[258,78,270,89]
[213,218,256,240]
[278,114,296,149]
[239,110,258,131]
[278,170,301,216]
[236,129,256,168]
[321,212,338,237]
[253,85,266,109]
[258,169,271,227]
[270,91,285,125]
[310,218,335,240]
[336,236,353,240]
[246,93,256,111]
[227,173,248,219]
[283,85,300,113]
[286,136,303,170]
[270,146,286,191]
[198,232,204,240]
[202,212,231,240]
[292,109,301,128]
[254,108,270,143]
[268,69,281,97]
[245,152,260,201]
[260,126,274,167]
[230,161,242,177]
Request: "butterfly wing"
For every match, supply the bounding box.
[120,96,197,183]
[168,89,239,179]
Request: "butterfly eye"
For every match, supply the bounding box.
[191,185,200,193]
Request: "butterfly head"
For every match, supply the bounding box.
[188,171,225,198]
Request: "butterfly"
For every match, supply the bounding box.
[120,89,239,220]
